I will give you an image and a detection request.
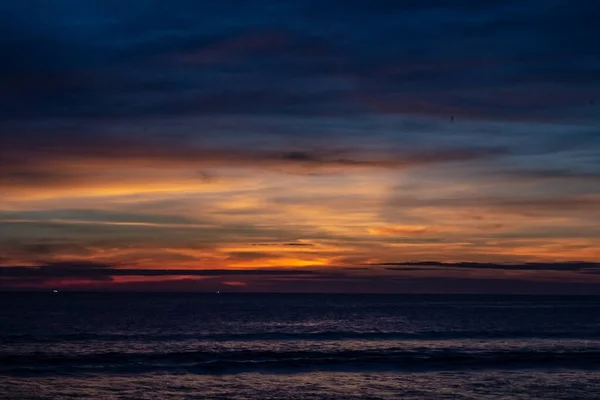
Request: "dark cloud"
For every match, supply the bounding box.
[0,219,307,251]
[0,0,598,121]
[0,210,199,226]
[3,262,600,294]
[223,274,600,295]
[492,169,600,182]
[20,261,115,270]
[382,267,446,272]
[281,151,321,163]
[0,261,120,285]
[225,252,275,262]
[7,272,599,294]
[0,130,508,190]
[7,242,91,258]
[383,261,600,272]
[0,264,316,278]
[390,195,600,216]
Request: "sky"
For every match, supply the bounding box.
[1,0,600,293]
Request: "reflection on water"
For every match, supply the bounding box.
[4,370,600,400]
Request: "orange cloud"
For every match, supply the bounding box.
[368,225,436,236]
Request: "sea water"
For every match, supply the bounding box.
[1,293,599,399]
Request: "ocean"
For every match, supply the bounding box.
[1,293,599,399]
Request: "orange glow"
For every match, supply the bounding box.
[2,142,599,291]
[368,225,436,236]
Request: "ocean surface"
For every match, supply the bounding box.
[1,293,600,399]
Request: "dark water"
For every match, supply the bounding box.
[1,293,600,399]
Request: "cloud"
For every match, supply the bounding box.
[390,195,600,216]
[368,225,434,236]
[0,210,199,226]
[176,31,289,65]
[0,131,507,194]
[2,132,504,168]
[3,260,600,294]
[250,242,314,247]
[222,281,247,287]
[1,0,598,122]
[382,261,600,272]
[225,251,275,262]
[0,264,316,278]
[0,262,319,290]
[492,169,600,182]
[30,261,116,270]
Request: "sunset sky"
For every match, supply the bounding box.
[1,0,599,293]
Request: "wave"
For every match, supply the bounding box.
[3,330,600,343]
[2,349,599,375]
